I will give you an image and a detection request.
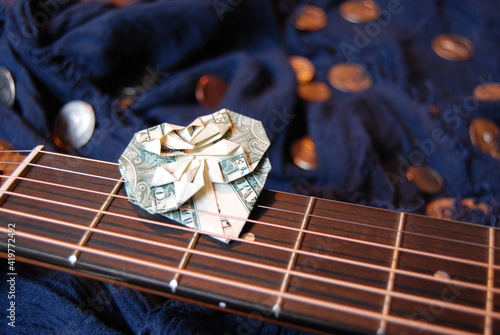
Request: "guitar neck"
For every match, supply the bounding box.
[0,147,497,335]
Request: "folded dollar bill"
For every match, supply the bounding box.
[118,109,271,243]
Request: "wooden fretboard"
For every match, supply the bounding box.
[0,147,498,334]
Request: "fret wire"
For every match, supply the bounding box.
[68,178,124,265]
[2,150,496,253]
[3,206,500,321]
[3,189,500,295]
[377,212,406,335]
[0,146,44,206]
[4,166,497,270]
[2,157,498,255]
[484,227,495,335]
[3,152,496,253]
[258,203,498,252]
[272,196,316,318]
[169,232,200,293]
[0,226,485,335]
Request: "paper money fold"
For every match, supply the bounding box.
[118,109,271,242]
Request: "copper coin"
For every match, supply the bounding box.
[426,198,488,220]
[0,67,15,107]
[195,74,228,108]
[293,5,328,31]
[339,0,381,23]
[429,105,440,117]
[431,34,474,62]
[289,56,315,84]
[473,83,500,102]
[469,118,500,159]
[297,81,332,102]
[406,165,444,194]
[53,101,96,150]
[328,63,373,92]
[290,135,318,170]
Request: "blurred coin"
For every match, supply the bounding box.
[406,165,444,194]
[0,67,15,107]
[196,74,228,108]
[53,101,95,150]
[429,105,440,117]
[426,198,455,219]
[339,0,381,23]
[431,34,474,61]
[328,63,373,92]
[427,198,488,220]
[473,83,500,102]
[294,5,328,31]
[117,87,138,110]
[289,56,315,84]
[290,135,318,170]
[469,118,500,159]
[297,81,332,102]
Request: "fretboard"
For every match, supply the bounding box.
[0,147,498,335]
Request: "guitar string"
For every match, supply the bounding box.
[0,152,494,252]
[1,151,496,330]
[0,189,500,317]
[0,155,497,276]
[3,204,494,320]
[1,175,497,276]
[0,158,495,256]
[0,227,478,335]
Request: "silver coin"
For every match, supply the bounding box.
[339,0,381,24]
[328,63,373,92]
[431,34,474,62]
[0,67,16,107]
[53,101,96,150]
[473,83,500,102]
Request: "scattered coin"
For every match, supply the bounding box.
[469,118,500,159]
[339,0,381,23]
[293,5,328,31]
[53,100,96,150]
[297,81,332,102]
[0,67,16,107]
[473,82,500,102]
[328,63,373,92]
[426,197,488,220]
[117,87,138,110]
[431,34,474,62]
[290,135,318,170]
[406,165,444,194]
[289,56,315,84]
[195,74,228,108]
[429,105,440,117]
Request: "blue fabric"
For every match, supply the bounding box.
[1,0,500,333]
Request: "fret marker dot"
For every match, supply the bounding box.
[169,279,179,293]
[219,302,227,308]
[68,255,78,266]
[434,270,450,279]
[242,233,255,241]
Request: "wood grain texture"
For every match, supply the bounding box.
[0,150,498,334]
